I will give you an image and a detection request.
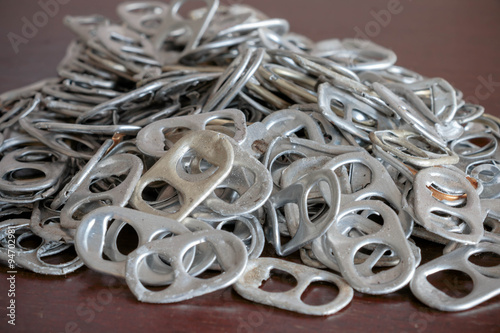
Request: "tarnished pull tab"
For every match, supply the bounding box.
[117,2,171,36]
[373,82,448,148]
[63,15,110,42]
[125,229,247,303]
[75,206,200,286]
[203,135,273,216]
[152,0,219,64]
[451,132,499,171]
[203,48,265,112]
[0,94,40,132]
[318,82,382,142]
[321,200,416,294]
[466,159,500,199]
[0,146,68,203]
[370,130,459,168]
[96,25,159,67]
[136,109,247,158]
[410,242,500,311]
[312,38,397,71]
[0,219,83,275]
[413,166,483,244]
[234,258,353,316]
[212,214,265,260]
[60,154,143,229]
[131,130,234,221]
[30,200,74,243]
[405,78,458,123]
[320,151,413,235]
[262,109,325,144]
[19,118,100,160]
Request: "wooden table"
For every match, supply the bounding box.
[0,1,499,332]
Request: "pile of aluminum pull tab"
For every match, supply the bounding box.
[0,0,499,315]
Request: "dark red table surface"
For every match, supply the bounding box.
[0,1,499,332]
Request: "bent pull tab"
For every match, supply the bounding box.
[152,0,219,64]
[96,25,159,66]
[318,82,380,142]
[266,168,341,256]
[370,130,459,168]
[117,2,171,36]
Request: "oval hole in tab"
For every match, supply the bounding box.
[40,245,78,265]
[259,269,297,293]
[300,281,340,306]
[468,251,500,268]
[426,269,473,298]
